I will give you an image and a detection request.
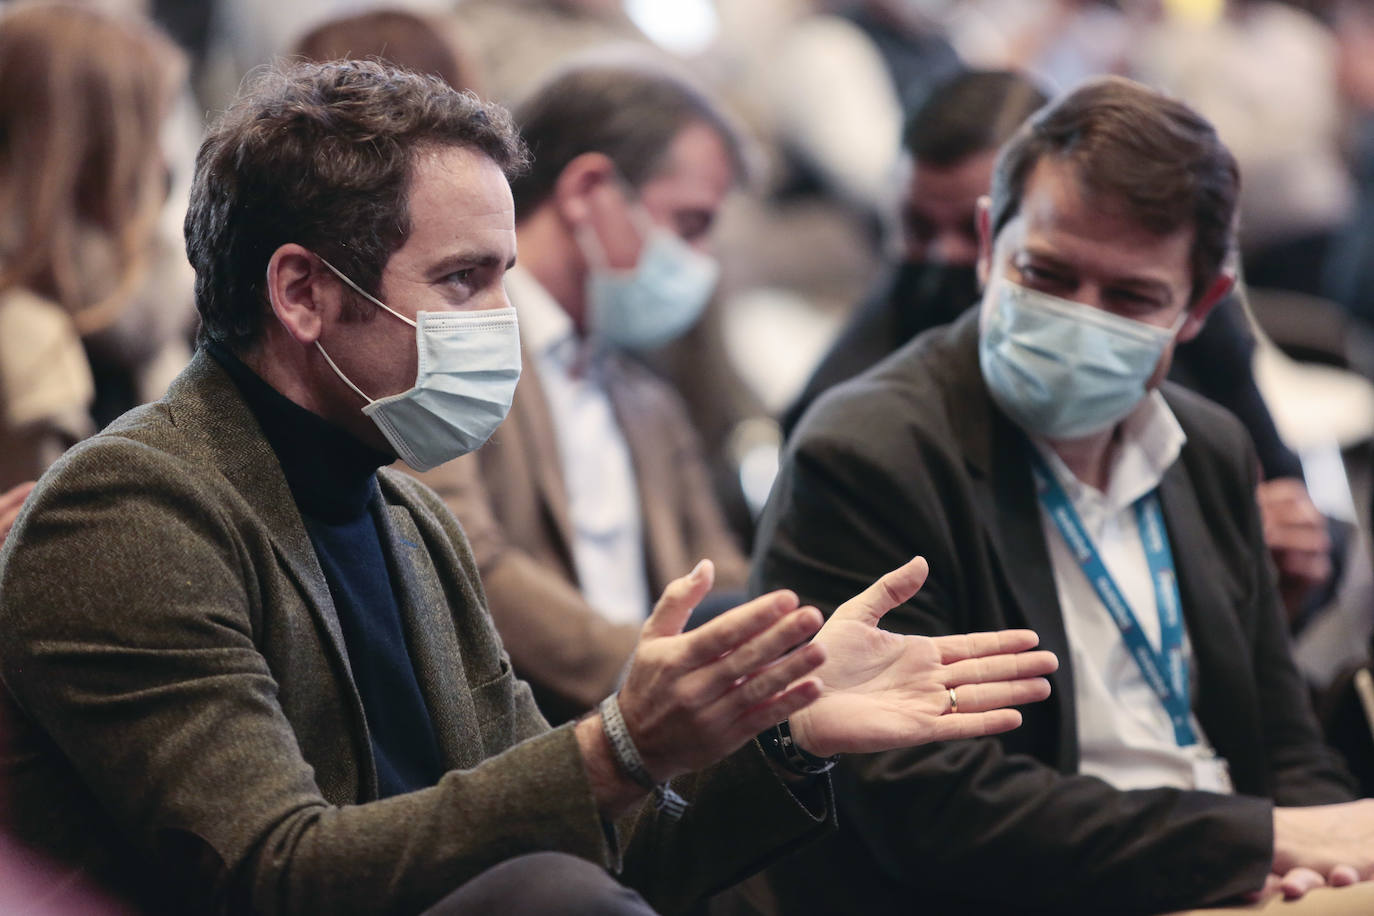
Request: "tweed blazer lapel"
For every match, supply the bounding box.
[165,352,376,787]
[508,353,578,573]
[941,320,1079,768]
[371,493,484,772]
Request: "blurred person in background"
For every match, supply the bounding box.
[945,0,1134,91]
[783,69,1048,435]
[1133,0,1350,297]
[0,1,193,523]
[1324,0,1374,327]
[293,6,482,95]
[787,65,1335,624]
[451,0,647,108]
[408,58,756,723]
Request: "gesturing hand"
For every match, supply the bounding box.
[788,556,1058,759]
[610,559,829,786]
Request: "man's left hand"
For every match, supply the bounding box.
[1257,478,1332,620]
[789,557,1057,758]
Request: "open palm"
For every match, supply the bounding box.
[789,557,1057,758]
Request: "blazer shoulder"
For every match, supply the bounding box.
[1162,382,1259,468]
[794,318,974,460]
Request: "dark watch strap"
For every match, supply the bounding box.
[759,719,838,776]
[598,693,688,819]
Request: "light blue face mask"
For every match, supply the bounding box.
[979,279,1185,440]
[314,256,522,471]
[577,198,720,351]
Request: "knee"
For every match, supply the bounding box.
[426,852,656,916]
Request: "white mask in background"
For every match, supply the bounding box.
[979,278,1186,440]
[576,191,719,351]
[313,255,522,471]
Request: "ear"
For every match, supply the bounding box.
[1177,270,1235,343]
[975,195,994,289]
[265,244,336,346]
[552,151,619,227]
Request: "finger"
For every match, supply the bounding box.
[926,708,1024,741]
[1329,865,1360,887]
[942,678,1052,713]
[693,607,824,704]
[831,557,929,627]
[708,641,827,724]
[732,676,824,736]
[1279,866,1326,900]
[675,589,802,668]
[934,630,1044,665]
[943,649,1059,686]
[1266,526,1331,553]
[1244,874,1283,903]
[1276,551,1331,585]
[1257,477,1310,504]
[642,559,715,639]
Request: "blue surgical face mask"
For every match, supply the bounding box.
[978,278,1185,440]
[314,256,521,471]
[577,194,720,351]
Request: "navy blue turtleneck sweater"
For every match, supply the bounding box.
[209,342,443,798]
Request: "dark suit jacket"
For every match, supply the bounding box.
[411,347,749,721]
[744,312,1354,915]
[0,351,828,916]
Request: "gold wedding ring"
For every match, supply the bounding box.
[948,687,958,714]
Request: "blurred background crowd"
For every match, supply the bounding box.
[8,0,1374,840]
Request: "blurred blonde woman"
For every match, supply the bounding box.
[0,2,191,497]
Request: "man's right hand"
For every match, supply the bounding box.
[576,558,829,815]
[1269,801,1374,898]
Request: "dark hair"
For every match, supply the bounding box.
[185,58,527,349]
[510,58,747,218]
[293,8,477,93]
[903,69,1048,167]
[989,76,1239,303]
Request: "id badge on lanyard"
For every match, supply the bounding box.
[1031,451,1228,793]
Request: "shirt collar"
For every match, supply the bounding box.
[505,266,578,366]
[1034,390,1187,512]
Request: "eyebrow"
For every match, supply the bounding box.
[1018,250,1175,302]
[427,251,518,279]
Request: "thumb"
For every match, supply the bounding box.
[832,556,928,627]
[642,559,715,639]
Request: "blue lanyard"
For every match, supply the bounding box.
[1030,453,1195,747]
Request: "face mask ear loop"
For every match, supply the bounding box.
[574,221,613,271]
[315,341,375,405]
[315,254,416,328]
[1168,304,1191,336]
[576,170,652,271]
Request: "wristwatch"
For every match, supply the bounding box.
[759,719,837,776]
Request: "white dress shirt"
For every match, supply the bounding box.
[504,267,651,625]
[1034,392,1230,793]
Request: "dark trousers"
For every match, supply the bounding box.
[423,852,658,915]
